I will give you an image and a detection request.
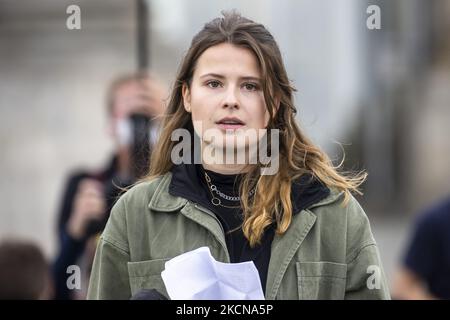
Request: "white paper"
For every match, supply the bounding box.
[161,247,265,300]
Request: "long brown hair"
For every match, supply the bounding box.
[144,11,366,247]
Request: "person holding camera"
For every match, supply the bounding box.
[52,73,166,299]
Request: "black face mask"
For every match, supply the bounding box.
[84,113,154,238]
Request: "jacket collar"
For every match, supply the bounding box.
[147,173,188,212]
[148,163,335,214]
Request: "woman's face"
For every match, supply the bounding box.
[182,43,270,155]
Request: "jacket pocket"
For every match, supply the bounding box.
[296,261,347,300]
[127,258,170,299]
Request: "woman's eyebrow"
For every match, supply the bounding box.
[240,76,261,82]
[199,73,261,82]
[200,73,225,79]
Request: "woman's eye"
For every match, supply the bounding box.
[243,83,258,91]
[206,80,221,88]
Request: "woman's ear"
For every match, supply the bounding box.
[182,83,191,113]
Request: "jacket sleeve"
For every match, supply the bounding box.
[87,197,131,300]
[343,196,391,300]
[345,243,391,299]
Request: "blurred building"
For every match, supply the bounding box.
[355,0,450,213]
[0,0,135,257]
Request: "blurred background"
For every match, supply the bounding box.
[1,0,449,298]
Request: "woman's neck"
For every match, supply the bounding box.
[201,162,250,175]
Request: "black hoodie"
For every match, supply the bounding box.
[169,163,330,293]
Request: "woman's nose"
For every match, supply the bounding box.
[222,87,240,109]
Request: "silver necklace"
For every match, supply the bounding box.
[204,172,255,207]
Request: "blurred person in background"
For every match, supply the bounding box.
[393,197,450,299]
[52,73,167,299]
[0,240,52,299]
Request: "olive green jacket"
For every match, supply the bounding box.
[87,173,390,300]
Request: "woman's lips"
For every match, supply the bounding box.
[216,123,245,130]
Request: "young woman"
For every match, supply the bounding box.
[87,11,390,300]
